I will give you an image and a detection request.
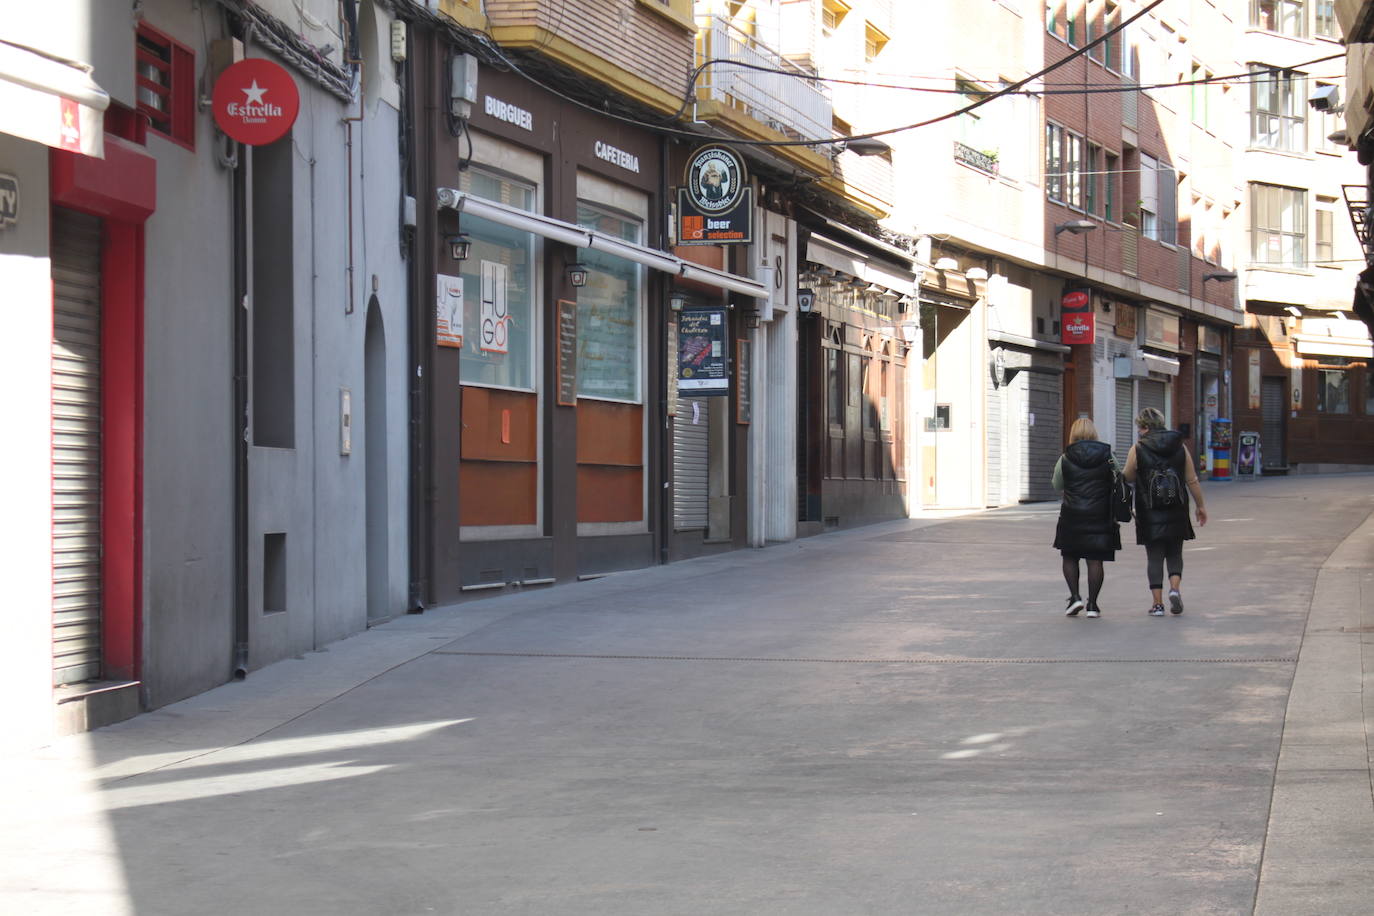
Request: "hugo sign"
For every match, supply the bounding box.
[212,59,300,146]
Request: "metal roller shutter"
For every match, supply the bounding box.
[986,364,1003,506]
[1138,379,1167,420]
[1262,377,1286,468]
[51,208,103,686]
[673,399,710,529]
[1115,379,1135,465]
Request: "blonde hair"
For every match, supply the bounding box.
[1068,417,1099,443]
[1135,407,1166,430]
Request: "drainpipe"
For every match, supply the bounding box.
[231,97,249,680]
[659,136,672,566]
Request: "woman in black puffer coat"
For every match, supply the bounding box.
[1053,418,1122,619]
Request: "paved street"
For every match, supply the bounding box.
[4,474,1374,915]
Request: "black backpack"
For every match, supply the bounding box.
[1144,464,1183,509]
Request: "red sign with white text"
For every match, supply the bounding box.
[1062,311,1095,345]
[212,59,300,146]
[1061,289,1090,312]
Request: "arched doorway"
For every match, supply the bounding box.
[364,296,389,622]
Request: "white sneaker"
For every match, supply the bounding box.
[1085,606,1101,619]
[1065,597,1085,617]
[1168,590,1184,615]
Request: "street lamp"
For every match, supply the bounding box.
[1054,219,1097,236]
[1203,271,1238,283]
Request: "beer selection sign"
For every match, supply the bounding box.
[676,145,753,245]
[1061,288,1095,345]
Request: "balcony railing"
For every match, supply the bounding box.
[953,141,999,176]
[695,14,832,145]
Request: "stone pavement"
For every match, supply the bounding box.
[2,474,1372,915]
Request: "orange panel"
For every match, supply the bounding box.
[461,386,537,462]
[672,245,725,270]
[576,466,644,523]
[576,401,644,466]
[459,461,537,526]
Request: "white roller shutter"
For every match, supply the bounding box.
[673,399,710,529]
[1138,379,1167,422]
[51,207,103,686]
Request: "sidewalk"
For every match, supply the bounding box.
[3,475,1373,914]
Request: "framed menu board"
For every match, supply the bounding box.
[556,298,577,407]
[735,338,752,424]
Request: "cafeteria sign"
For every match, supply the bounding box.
[677,145,752,245]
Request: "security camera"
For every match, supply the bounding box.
[1308,84,1342,113]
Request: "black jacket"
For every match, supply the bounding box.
[1132,429,1195,545]
[1054,439,1121,556]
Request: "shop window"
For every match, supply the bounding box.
[252,140,295,448]
[1366,374,1374,415]
[135,24,195,149]
[1250,183,1306,268]
[1318,368,1350,413]
[575,204,643,403]
[827,347,843,432]
[456,168,537,391]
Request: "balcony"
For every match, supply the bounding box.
[835,146,894,214]
[694,13,833,177]
[953,141,1000,176]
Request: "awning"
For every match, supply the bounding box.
[1142,351,1181,376]
[1293,333,1374,359]
[805,232,918,297]
[437,188,769,300]
[0,40,108,157]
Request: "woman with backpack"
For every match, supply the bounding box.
[1052,418,1122,619]
[1123,407,1208,617]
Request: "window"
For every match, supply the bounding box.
[135,24,195,148]
[1102,2,1121,70]
[1104,151,1118,221]
[1315,0,1337,37]
[1085,144,1102,215]
[864,22,889,61]
[1046,1,1076,44]
[1315,198,1335,266]
[457,168,538,390]
[1318,368,1350,413]
[1253,0,1306,37]
[822,0,850,31]
[575,204,644,402]
[1251,66,1306,152]
[252,140,295,448]
[1250,183,1307,267]
[1191,63,1215,130]
[1140,154,1159,239]
[1046,123,1085,208]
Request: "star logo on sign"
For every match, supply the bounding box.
[241,80,268,105]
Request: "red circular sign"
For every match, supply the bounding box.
[212,59,300,146]
[1061,290,1090,312]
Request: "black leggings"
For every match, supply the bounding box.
[1063,556,1105,607]
[1146,539,1184,590]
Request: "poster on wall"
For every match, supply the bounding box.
[435,274,464,348]
[480,260,509,354]
[556,299,577,407]
[677,307,729,395]
[1248,350,1261,409]
[1291,363,1302,412]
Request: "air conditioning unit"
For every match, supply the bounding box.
[1114,354,1148,379]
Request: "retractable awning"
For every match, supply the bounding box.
[437,188,769,300]
[0,40,108,157]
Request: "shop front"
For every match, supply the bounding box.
[414,46,766,603]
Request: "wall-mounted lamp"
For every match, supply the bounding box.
[567,262,589,288]
[934,257,959,270]
[965,267,989,281]
[1285,305,1303,318]
[447,233,472,261]
[797,288,816,313]
[744,309,762,329]
[669,291,687,312]
[1202,270,1238,283]
[1054,219,1097,236]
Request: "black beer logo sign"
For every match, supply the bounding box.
[686,146,744,213]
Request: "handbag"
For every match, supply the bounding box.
[1112,472,1133,523]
